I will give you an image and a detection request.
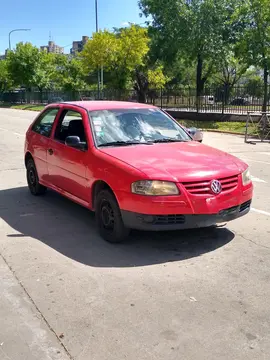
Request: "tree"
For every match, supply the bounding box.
[80,31,118,73]
[6,42,54,93]
[0,60,13,93]
[139,0,241,100]
[235,0,270,111]
[133,63,170,102]
[210,51,248,103]
[148,64,169,89]
[52,55,88,93]
[246,74,264,98]
[34,52,55,93]
[80,25,150,90]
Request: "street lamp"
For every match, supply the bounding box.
[9,29,31,50]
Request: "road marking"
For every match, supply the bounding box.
[244,158,270,165]
[0,127,23,137]
[251,208,270,217]
[250,175,267,183]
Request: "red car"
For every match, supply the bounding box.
[24,101,253,243]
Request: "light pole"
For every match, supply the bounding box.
[95,0,103,98]
[9,29,31,50]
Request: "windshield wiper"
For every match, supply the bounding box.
[152,138,188,143]
[98,140,153,147]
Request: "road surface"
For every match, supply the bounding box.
[0,108,270,360]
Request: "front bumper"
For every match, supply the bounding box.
[121,200,251,231]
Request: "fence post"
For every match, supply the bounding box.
[160,88,163,108]
[222,85,225,114]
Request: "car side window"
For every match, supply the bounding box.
[32,108,59,137]
[54,110,87,144]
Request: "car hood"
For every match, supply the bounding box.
[99,141,247,182]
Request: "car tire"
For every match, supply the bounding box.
[26,159,47,196]
[95,189,130,243]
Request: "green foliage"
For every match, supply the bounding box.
[80,31,118,71]
[148,64,170,89]
[0,60,13,93]
[80,25,150,89]
[6,42,54,91]
[2,0,270,109]
[235,0,270,110]
[245,74,264,98]
[235,0,270,69]
[139,0,243,94]
[52,55,88,91]
[212,52,247,85]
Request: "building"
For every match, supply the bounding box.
[70,36,89,55]
[40,41,64,54]
[0,49,9,60]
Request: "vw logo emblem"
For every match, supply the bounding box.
[210,179,222,194]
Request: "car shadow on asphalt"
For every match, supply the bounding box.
[0,186,235,268]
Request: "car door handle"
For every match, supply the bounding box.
[48,148,54,155]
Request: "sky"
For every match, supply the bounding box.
[0,0,146,54]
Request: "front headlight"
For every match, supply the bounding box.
[131,180,179,196]
[242,167,252,186]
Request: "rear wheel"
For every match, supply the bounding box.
[26,159,47,196]
[95,190,130,243]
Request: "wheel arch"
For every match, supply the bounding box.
[91,180,117,211]
[24,151,34,168]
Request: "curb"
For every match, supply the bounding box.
[0,106,43,112]
[202,129,245,136]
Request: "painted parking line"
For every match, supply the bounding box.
[250,176,267,183]
[251,175,267,183]
[244,158,270,166]
[0,127,24,137]
[251,208,270,217]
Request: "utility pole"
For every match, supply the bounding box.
[95,0,101,99]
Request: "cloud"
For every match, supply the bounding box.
[121,21,130,27]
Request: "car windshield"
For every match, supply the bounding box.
[89,108,191,146]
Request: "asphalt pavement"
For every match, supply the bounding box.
[0,108,270,360]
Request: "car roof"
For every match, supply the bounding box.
[55,101,157,111]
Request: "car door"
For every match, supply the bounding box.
[47,107,90,202]
[29,107,60,183]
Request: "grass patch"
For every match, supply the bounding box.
[178,120,256,134]
[0,103,45,111]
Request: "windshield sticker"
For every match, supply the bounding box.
[94,125,102,132]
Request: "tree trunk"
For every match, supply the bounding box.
[262,65,268,113]
[38,88,43,104]
[224,83,231,105]
[134,69,147,103]
[196,54,203,97]
[196,54,205,112]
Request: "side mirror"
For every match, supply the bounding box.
[186,128,203,143]
[65,136,87,150]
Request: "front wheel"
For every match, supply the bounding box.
[95,190,130,243]
[26,159,47,196]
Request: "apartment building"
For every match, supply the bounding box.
[40,41,64,54]
[70,36,89,55]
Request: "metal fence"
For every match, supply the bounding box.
[1,85,270,114]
